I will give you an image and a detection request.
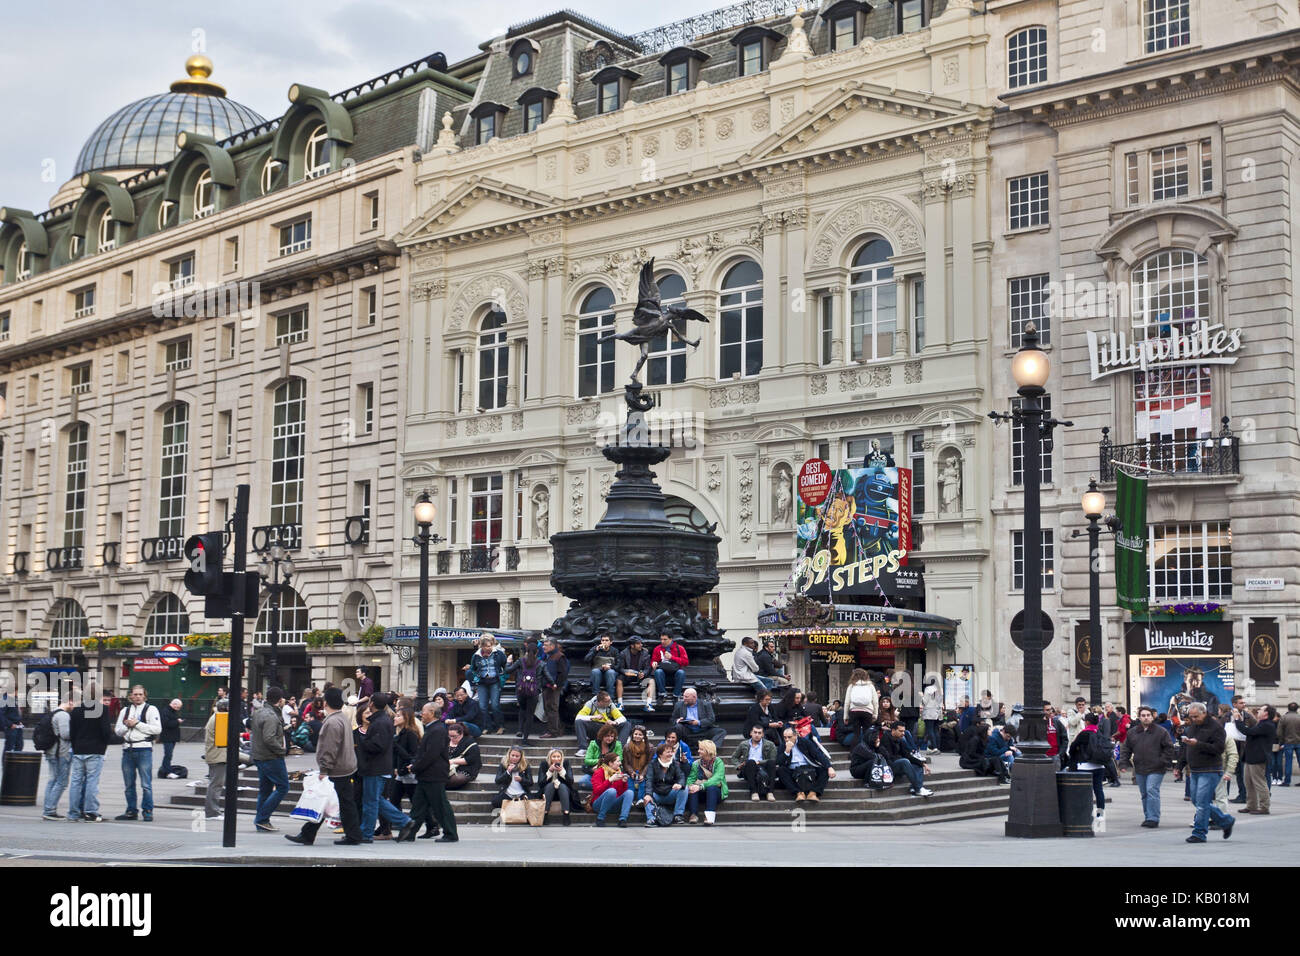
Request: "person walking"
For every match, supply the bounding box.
[356,693,418,842]
[158,699,183,778]
[67,688,113,822]
[202,700,228,820]
[1181,702,1235,843]
[286,687,365,846]
[538,638,569,740]
[467,636,510,735]
[113,685,161,821]
[1065,711,1109,824]
[40,698,74,820]
[1238,704,1278,815]
[1212,706,1238,826]
[506,643,542,743]
[1119,705,1174,828]
[410,699,458,842]
[250,686,290,833]
[1280,702,1300,786]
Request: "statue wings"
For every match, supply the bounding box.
[632,258,709,328]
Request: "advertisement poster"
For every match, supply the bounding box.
[794,463,912,598]
[943,664,972,710]
[200,658,231,677]
[1129,655,1235,725]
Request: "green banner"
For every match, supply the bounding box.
[1114,469,1148,613]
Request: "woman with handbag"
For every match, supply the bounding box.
[536,748,575,826]
[491,747,534,810]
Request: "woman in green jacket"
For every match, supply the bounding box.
[685,739,727,825]
[578,722,623,787]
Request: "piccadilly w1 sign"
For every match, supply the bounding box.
[1086,321,1242,381]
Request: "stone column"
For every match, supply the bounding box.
[951,179,975,347]
[923,185,947,351]
[453,601,472,628]
[457,347,473,412]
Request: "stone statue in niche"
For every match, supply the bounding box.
[772,466,792,526]
[939,453,963,515]
[532,486,550,539]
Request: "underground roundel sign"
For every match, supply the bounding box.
[797,458,832,508]
[158,643,184,666]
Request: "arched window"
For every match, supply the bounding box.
[193,169,215,218]
[1007,27,1048,89]
[159,404,188,538]
[1130,249,1213,451]
[648,272,688,386]
[256,586,310,644]
[157,199,174,230]
[49,599,88,651]
[849,238,897,362]
[64,423,89,550]
[69,234,82,259]
[97,207,116,252]
[577,286,616,397]
[719,260,763,378]
[343,591,372,632]
[271,380,306,526]
[477,310,509,410]
[304,124,329,179]
[16,241,31,281]
[144,594,190,648]
[261,156,283,195]
[664,495,712,533]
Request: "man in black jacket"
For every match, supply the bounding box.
[1119,706,1174,827]
[539,639,570,740]
[158,699,183,778]
[615,637,654,713]
[1239,704,1278,815]
[879,721,933,796]
[1181,703,1235,843]
[411,699,458,843]
[67,689,114,822]
[356,694,417,843]
[670,688,727,749]
[0,690,24,753]
[777,727,832,801]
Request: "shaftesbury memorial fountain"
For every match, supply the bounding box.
[544,260,734,704]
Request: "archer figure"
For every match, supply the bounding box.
[601,258,710,384]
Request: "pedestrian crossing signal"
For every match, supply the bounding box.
[183,532,224,595]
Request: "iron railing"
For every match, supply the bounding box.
[343,515,370,546]
[102,542,120,567]
[460,547,500,574]
[46,546,84,572]
[252,523,302,553]
[140,535,184,563]
[1100,419,1239,481]
[12,551,28,575]
[629,0,798,54]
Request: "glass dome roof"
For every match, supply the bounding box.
[74,58,266,175]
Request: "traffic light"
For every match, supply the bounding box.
[184,532,225,595]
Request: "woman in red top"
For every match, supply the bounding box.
[1112,706,1132,744]
[651,634,689,702]
[591,752,635,827]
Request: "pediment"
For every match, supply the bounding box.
[743,82,976,163]
[398,176,559,245]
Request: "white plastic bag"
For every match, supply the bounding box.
[290,771,336,824]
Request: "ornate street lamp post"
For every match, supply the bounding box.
[257,545,294,689]
[412,492,441,707]
[1081,479,1106,707]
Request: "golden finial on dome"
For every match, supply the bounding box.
[170,55,228,96]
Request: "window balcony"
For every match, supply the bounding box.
[102,542,120,567]
[343,515,370,546]
[252,523,301,553]
[12,551,28,575]
[447,545,520,574]
[46,546,84,572]
[140,535,184,563]
[1099,419,1239,482]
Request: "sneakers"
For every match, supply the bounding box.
[644,704,655,713]
[914,787,934,797]
[617,819,628,828]
[595,818,607,828]
[165,773,181,780]
[1186,835,1207,843]
[766,793,776,802]
[42,812,62,821]
[254,822,277,832]
[83,813,103,823]
[141,813,153,822]
[751,793,760,802]
[114,811,138,821]
[702,811,716,825]
[616,700,624,710]
[575,750,587,759]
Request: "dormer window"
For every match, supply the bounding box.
[16,242,31,281]
[509,39,538,79]
[157,199,175,230]
[730,26,782,77]
[194,169,215,218]
[591,66,639,115]
[517,88,558,132]
[261,156,282,195]
[304,124,330,178]
[822,2,871,51]
[659,47,709,95]
[69,234,82,259]
[469,102,509,144]
[894,0,929,34]
[97,208,116,252]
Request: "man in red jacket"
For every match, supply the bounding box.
[651,633,689,703]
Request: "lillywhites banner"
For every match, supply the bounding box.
[1114,469,1148,613]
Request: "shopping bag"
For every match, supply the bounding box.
[289,771,331,824]
[500,798,530,825]
[525,798,547,827]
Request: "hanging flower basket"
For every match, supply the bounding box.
[1135,603,1225,623]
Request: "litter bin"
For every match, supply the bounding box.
[1056,770,1094,837]
[1,751,42,806]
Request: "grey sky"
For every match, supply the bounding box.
[0,0,713,213]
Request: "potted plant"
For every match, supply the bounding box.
[1134,602,1226,623]
[305,628,345,649]
[360,623,384,646]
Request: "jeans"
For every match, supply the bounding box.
[121,747,154,814]
[67,754,103,819]
[628,775,647,804]
[158,740,176,776]
[755,676,778,690]
[43,753,71,814]
[1268,748,1284,782]
[475,681,503,732]
[1135,771,1164,822]
[1284,743,1300,785]
[254,758,289,825]
[205,763,226,817]
[592,787,634,821]
[923,720,941,751]
[4,728,23,752]
[361,774,411,837]
[653,667,686,698]
[589,668,616,696]
[459,721,482,738]
[645,788,688,821]
[686,785,723,816]
[1190,770,1234,840]
[1085,766,1105,811]
[891,758,924,791]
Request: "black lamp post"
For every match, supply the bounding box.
[257,545,294,689]
[411,491,442,707]
[990,322,1070,838]
[91,628,108,697]
[1081,478,1106,707]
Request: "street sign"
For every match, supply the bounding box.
[131,658,171,673]
[1244,577,1284,591]
[797,458,832,507]
[158,643,185,666]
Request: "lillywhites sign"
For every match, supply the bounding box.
[1086,322,1243,381]
[1124,621,1233,655]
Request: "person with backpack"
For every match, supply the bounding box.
[538,638,569,740]
[38,698,74,820]
[68,688,114,822]
[506,644,542,743]
[467,636,511,735]
[158,698,183,778]
[114,685,161,821]
[1066,710,1111,823]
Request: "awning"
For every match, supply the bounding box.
[759,597,957,646]
[382,626,539,647]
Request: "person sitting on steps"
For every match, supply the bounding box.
[574,690,630,753]
[645,741,689,826]
[616,636,655,712]
[591,751,635,827]
[444,723,482,791]
[578,721,623,787]
[879,721,934,797]
[731,724,777,802]
[490,746,534,810]
[747,689,785,750]
[685,739,727,825]
[584,634,619,699]
[536,748,576,826]
[670,687,727,749]
[777,726,832,802]
[650,633,689,702]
